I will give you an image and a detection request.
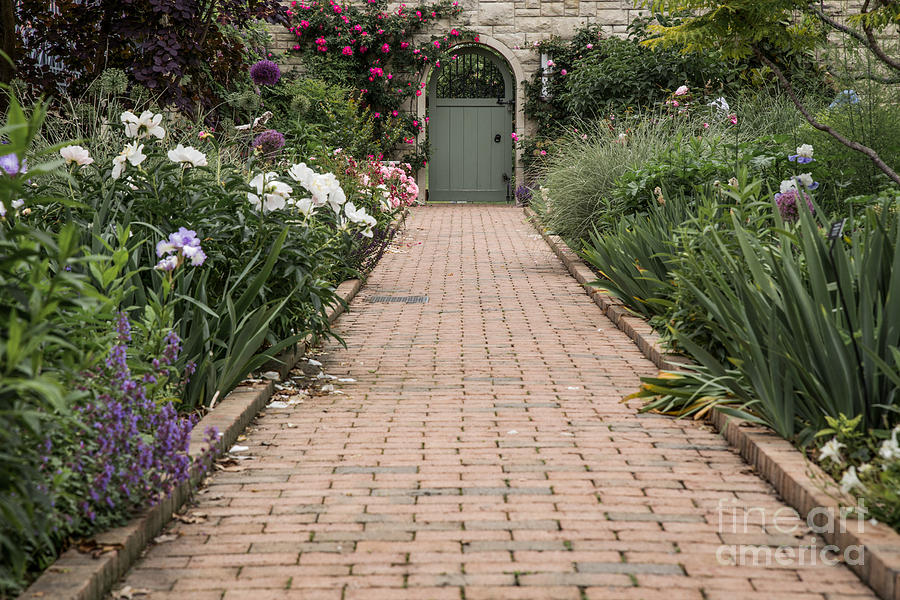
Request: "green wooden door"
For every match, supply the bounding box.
[429,50,513,203]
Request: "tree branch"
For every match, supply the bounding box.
[753,48,900,187]
[808,4,868,45]
[863,22,900,72]
[809,2,900,74]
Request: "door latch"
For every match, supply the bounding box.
[494,134,502,143]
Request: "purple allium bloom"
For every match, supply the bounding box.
[250,60,281,86]
[253,129,286,157]
[774,189,815,223]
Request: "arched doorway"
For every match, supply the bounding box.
[428,47,514,203]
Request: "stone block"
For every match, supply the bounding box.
[541,2,564,16]
[480,2,516,25]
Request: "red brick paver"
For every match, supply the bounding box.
[117,206,876,599]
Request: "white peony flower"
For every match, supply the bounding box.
[306,172,342,208]
[288,162,316,188]
[248,172,292,212]
[344,202,377,237]
[121,110,166,140]
[167,144,207,167]
[292,197,317,217]
[59,145,94,167]
[112,142,146,180]
[819,438,845,465]
[840,466,865,494]
[327,185,347,214]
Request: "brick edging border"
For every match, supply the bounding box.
[22,283,364,600]
[523,207,900,600]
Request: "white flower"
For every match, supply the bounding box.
[674,85,689,96]
[840,466,865,494]
[167,144,207,167]
[247,172,292,212]
[708,97,730,113]
[306,172,343,208]
[11,199,24,209]
[59,145,94,167]
[343,201,368,224]
[181,244,207,266]
[796,173,815,188]
[780,179,798,194]
[111,142,146,180]
[292,197,317,217]
[0,202,5,217]
[344,202,377,237]
[879,426,900,461]
[819,438,845,465]
[154,255,179,271]
[796,144,814,159]
[327,185,347,214]
[121,110,166,140]
[288,162,316,188]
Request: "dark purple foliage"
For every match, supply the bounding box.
[14,0,288,115]
[250,60,282,86]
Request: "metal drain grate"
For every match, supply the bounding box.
[367,295,429,304]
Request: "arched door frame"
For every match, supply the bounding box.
[414,34,526,203]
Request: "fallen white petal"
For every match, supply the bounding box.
[230,445,249,453]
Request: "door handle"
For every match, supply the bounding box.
[494,134,502,143]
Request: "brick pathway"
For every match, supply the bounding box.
[118,206,876,600]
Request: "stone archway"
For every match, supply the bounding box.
[415,35,526,203]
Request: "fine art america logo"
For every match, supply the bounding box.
[716,498,866,567]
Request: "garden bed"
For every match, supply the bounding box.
[526,206,900,600]
[20,277,363,600]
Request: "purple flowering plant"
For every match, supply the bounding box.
[252,129,286,157]
[45,312,217,533]
[250,60,282,86]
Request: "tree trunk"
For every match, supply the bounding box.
[0,0,16,85]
